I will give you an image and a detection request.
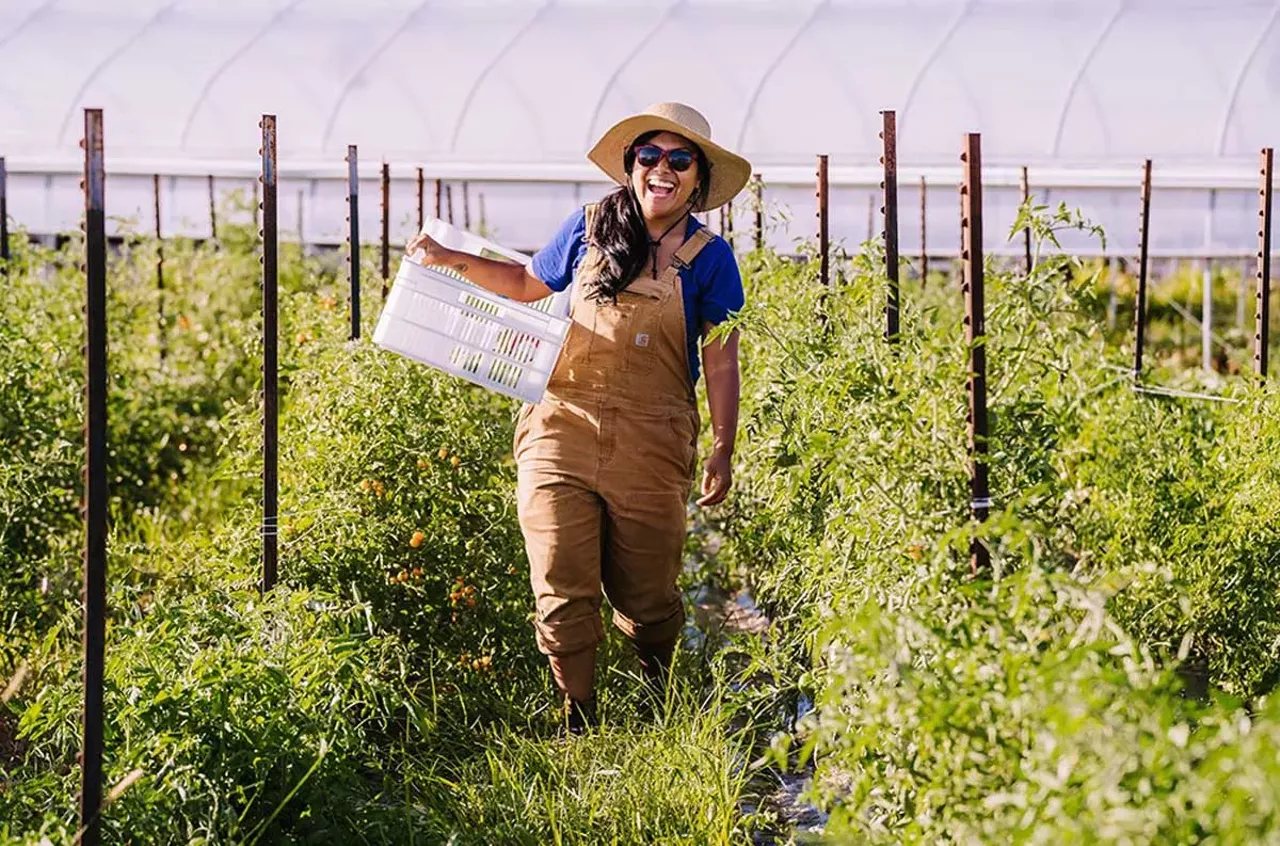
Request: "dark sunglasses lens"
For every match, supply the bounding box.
[634,145,662,167]
[667,150,694,172]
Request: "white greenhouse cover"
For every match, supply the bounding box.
[4,0,1280,254]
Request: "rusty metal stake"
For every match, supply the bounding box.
[919,176,928,285]
[79,106,108,846]
[416,167,424,232]
[207,174,217,241]
[962,133,990,578]
[446,184,454,226]
[153,174,166,361]
[881,110,900,341]
[260,115,279,593]
[1021,166,1032,275]
[1258,147,1273,381]
[346,145,360,341]
[462,181,471,230]
[1134,160,1153,380]
[817,155,829,286]
[380,161,390,298]
[434,178,442,219]
[727,199,735,252]
[1,157,9,270]
[753,173,764,252]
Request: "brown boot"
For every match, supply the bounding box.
[564,694,597,736]
[636,638,677,699]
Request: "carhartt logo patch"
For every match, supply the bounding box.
[635,333,650,347]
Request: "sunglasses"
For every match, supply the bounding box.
[631,143,696,173]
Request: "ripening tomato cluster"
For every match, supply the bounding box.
[388,566,424,585]
[457,651,492,673]
[449,576,477,608]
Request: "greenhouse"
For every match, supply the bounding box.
[4,0,1280,254]
[7,3,1280,843]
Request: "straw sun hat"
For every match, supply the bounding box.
[587,102,752,213]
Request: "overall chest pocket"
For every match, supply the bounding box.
[588,277,670,375]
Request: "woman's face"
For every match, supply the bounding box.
[630,131,701,221]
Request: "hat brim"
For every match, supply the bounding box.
[586,115,752,213]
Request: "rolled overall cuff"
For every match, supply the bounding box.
[612,603,685,645]
[534,612,606,657]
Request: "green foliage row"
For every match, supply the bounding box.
[713,207,1280,840]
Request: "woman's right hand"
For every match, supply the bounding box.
[405,232,448,264]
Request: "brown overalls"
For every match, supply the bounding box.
[514,204,714,657]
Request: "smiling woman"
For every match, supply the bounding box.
[405,102,751,735]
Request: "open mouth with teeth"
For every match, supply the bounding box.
[646,176,678,200]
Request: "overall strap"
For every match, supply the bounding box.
[571,203,603,304]
[672,227,714,270]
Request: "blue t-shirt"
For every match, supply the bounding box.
[530,206,744,385]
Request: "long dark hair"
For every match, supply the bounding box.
[586,131,711,301]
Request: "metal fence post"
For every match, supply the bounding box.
[1106,256,1118,330]
[725,197,734,252]
[1202,190,1216,373]
[1,157,9,271]
[1134,160,1153,380]
[416,166,425,232]
[153,174,166,362]
[919,176,928,285]
[446,184,454,226]
[434,178,442,219]
[753,173,764,252]
[260,115,279,593]
[816,155,829,286]
[1258,147,1273,381]
[462,181,471,230]
[207,174,217,242]
[1020,165,1032,275]
[79,106,108,846]
[380,161,390,298]
[881,110,900,341]
[962,133,990,578]
[346,145,360,341]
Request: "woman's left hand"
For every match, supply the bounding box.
[696,448,733,507]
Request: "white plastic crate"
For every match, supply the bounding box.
[373,256,572,404]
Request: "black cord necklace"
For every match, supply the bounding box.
[648,211,690,277]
